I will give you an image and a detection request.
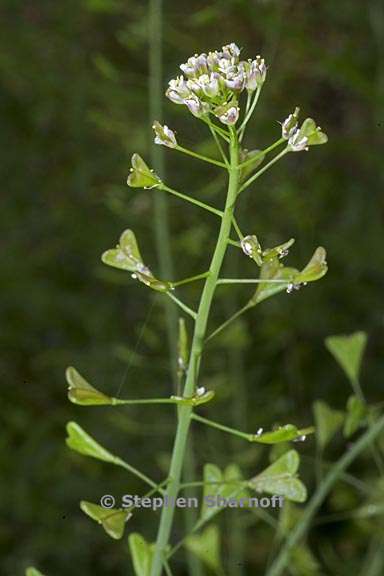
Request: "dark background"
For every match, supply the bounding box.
[1,0,383,574]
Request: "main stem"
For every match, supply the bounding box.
[150,132,240,576]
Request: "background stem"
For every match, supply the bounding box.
[265,413,384,576]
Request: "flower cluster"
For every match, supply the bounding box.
[166,43,266,125]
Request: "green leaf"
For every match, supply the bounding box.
[249,450,307,503]
[128,533,153,576]
[255,424,313,444]
[201,463,248,521]
[127,153,161,189]
[101,229,143,272]
[313,400,344,450]
[343,395,367,438]
[80,500,132,539]
[65,421,118,464]
[26,569,46,576]
[290,545,320,576]
[249,259,298,305]
[66,366,114,406]
[325,331,367,383]
[240,148,265,181]
[298,118,328,146]
[262,238,295,263]
[177,317,189,377]
[186,524,223,574]
[170,389,215,407]
[295,247,328,283]
[101,229,172,292]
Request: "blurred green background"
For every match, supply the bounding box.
[1,0,383,574]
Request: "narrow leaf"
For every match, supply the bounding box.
[66,366,114,406]
[295,247,328,283]
[255,424,313,444]
[325,331,367,384]
[80,500,132,539]
[343,395,367,438]
[128,533,153,576]
[249,259,298,306]
[313,400,344,450]
[186,525,223,574]
[65,421,118,464]
[26,569,46,576]
[249,450,307,503]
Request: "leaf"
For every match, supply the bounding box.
[170,389,215,407]
[298,118,328,146]
[101,229,171,292]
[177,317,189,377]
[255,424,313,444]
[186,525,223,574]
[127,153,161,189]
[80,500,132,539]
[240,148,265,181]
[66,367,114,406]
[343,395,367,438]
[101,229,143,272]
[26,569,46,576]
[313,400,344,450]
[262,238,295,263]
[249,259,298,305]
[325,331,367,384]
[128,533,153,576]
[65,421,118,464]
[201,463,248,521]
[249,450,307,503]
[290,545,320,576]
[295,247,328,283]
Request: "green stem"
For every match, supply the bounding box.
[150,129,240,576]
[175,145,227,168]
[117,459,163,492]
[160,184,223,217]
[237,138,285,171]
[202,115,230,141]
[172,271,210,287]
[167,292,197,320]
[238,85,262,142]
[217,278,290,284]
[208,124,230,167]
[265,413,384,576]
[205,303,251,344]
[192,413,313,443]
[239,149,288,194]
[232,216,244,240]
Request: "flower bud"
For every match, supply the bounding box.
[214,101,239,125]
[241,235,263,265]
[152,121,177,148]
[281,107,300,140]
[225,71,245,91]
[184,95,209,118]
[288,118,328,152]
[166,76,190,104]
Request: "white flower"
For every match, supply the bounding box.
[281,107,300,140]
[166,76,190,104]
[288,129,309,152]
[185,95,209,117]
[152,121,177,148]
[218,106,239,125]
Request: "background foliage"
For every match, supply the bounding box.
[1,0,383,574]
